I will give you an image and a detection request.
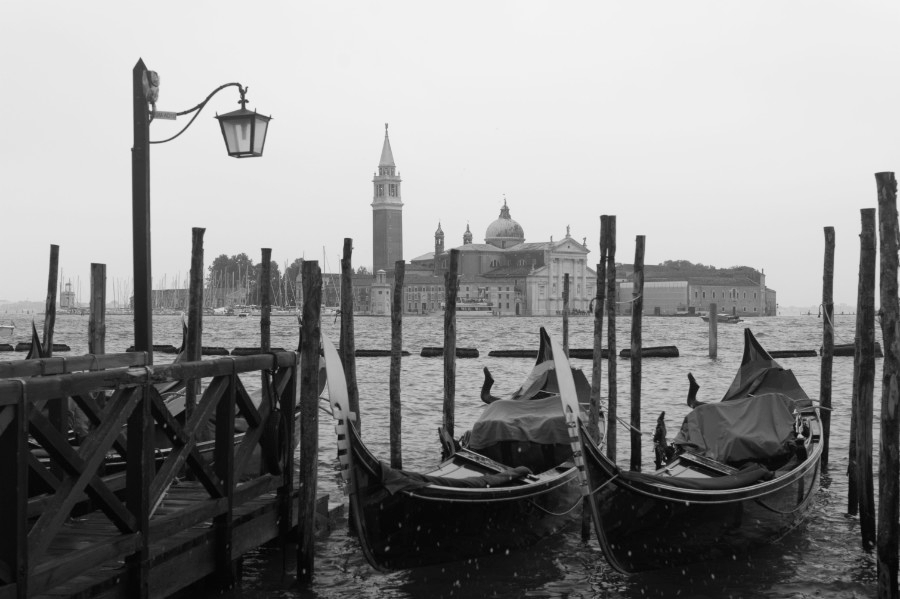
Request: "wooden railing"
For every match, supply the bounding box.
[0,351,299,599]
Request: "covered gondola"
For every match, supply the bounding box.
[322,329,590,571]
[581,328,822,573]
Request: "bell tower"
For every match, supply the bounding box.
[434,222,444,275]
[372,123,403,273]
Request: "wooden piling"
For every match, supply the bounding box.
[443,249,460,439]
[583,216,609,541]
[44,245,63,437]
[630,235,645,472]
[42,244,59,357]
[563,273,570,356]
[876,172,900,596]
[820,226,835,472]
[590,216,609,442]
[390,261,405,469]
[260,249,272,353]
[186,228,205,424]
[708,303,718,360]
[340,238,361,433]
[606,216,617,462]
[297,261,322,585]
[850,208,876,549]
[89,264,106,356]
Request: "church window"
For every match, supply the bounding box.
[377,184,384,197]
[389,184,397,196]
[539,286,545,298]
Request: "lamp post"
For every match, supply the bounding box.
[131,58,270,362]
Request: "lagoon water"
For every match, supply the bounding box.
[1,312,881,598]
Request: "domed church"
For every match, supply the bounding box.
[363,125,596,317]
[407,199,597,316]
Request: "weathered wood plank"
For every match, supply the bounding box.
[0,353,147,380]
[0,353,298,403]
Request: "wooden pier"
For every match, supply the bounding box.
[0,349,324,599]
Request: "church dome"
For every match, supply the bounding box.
[485,199,525,248]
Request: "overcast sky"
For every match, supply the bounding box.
[3,2,898,308]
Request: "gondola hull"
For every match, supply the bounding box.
[581,426,821,573]
[346,423,582,570]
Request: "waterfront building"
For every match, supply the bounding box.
[617,264,776,316]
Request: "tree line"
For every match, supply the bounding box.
[206,254,370,307]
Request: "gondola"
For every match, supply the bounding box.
[580,328,822,573]
[322,328,591,571]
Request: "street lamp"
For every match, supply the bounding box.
[132,58,271,362]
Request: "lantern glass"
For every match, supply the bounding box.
[215,108,271,158]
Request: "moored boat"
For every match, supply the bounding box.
[322,328,587,570]
[580,328,821,573]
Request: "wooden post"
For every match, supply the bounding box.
[708,303,718,359]
[132,59,153,365]
[0,386,28,598]
[214,362,236,589]
[340,238,361,433]
[126,383,153,598]
[260,249,272,353]
[606,216,617,462]
[820,226,835,472]
[850,207,876,549]
[630,235,645,472]
[876,172,900,597]
[443,249,460,438]
[297,261,322,585]
[89,263,106,356]
[584,216,609,541]
[563,274,570,356]
[44,244,64,438]
[390,261,405,469]
[42,244,59,357]
[186,228,205,425]
[590,216,609,442]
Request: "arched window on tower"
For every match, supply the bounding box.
[389,184,397,196]
[377,184,384,197]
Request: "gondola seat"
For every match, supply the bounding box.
[380,463,533,494]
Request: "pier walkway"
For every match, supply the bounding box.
[0,351,322,598]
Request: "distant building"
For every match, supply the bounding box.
[371,124,403,274]
[617,264,776,316]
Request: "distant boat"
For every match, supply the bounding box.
[0,322,14,339]
[701,313,742,324]
[455,301,495,317]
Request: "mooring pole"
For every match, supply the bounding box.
[584,216,609,541]
[630,235,645,472]
[390,261,405,469]
[851,208,876,549]
[590,216,609,443]
[186,228,205,425]
[820,226,835,472]
[42,244,59,358]
[876,172,900,597]
[606,216,617,463]
[443,249,460,438]
[44,244,63,437]
[340,238,361,433]
[89,263,107,357]
[708,302,718,360]
[260,249,272,353]
[297,261,322,585]
[563,273,570,356]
